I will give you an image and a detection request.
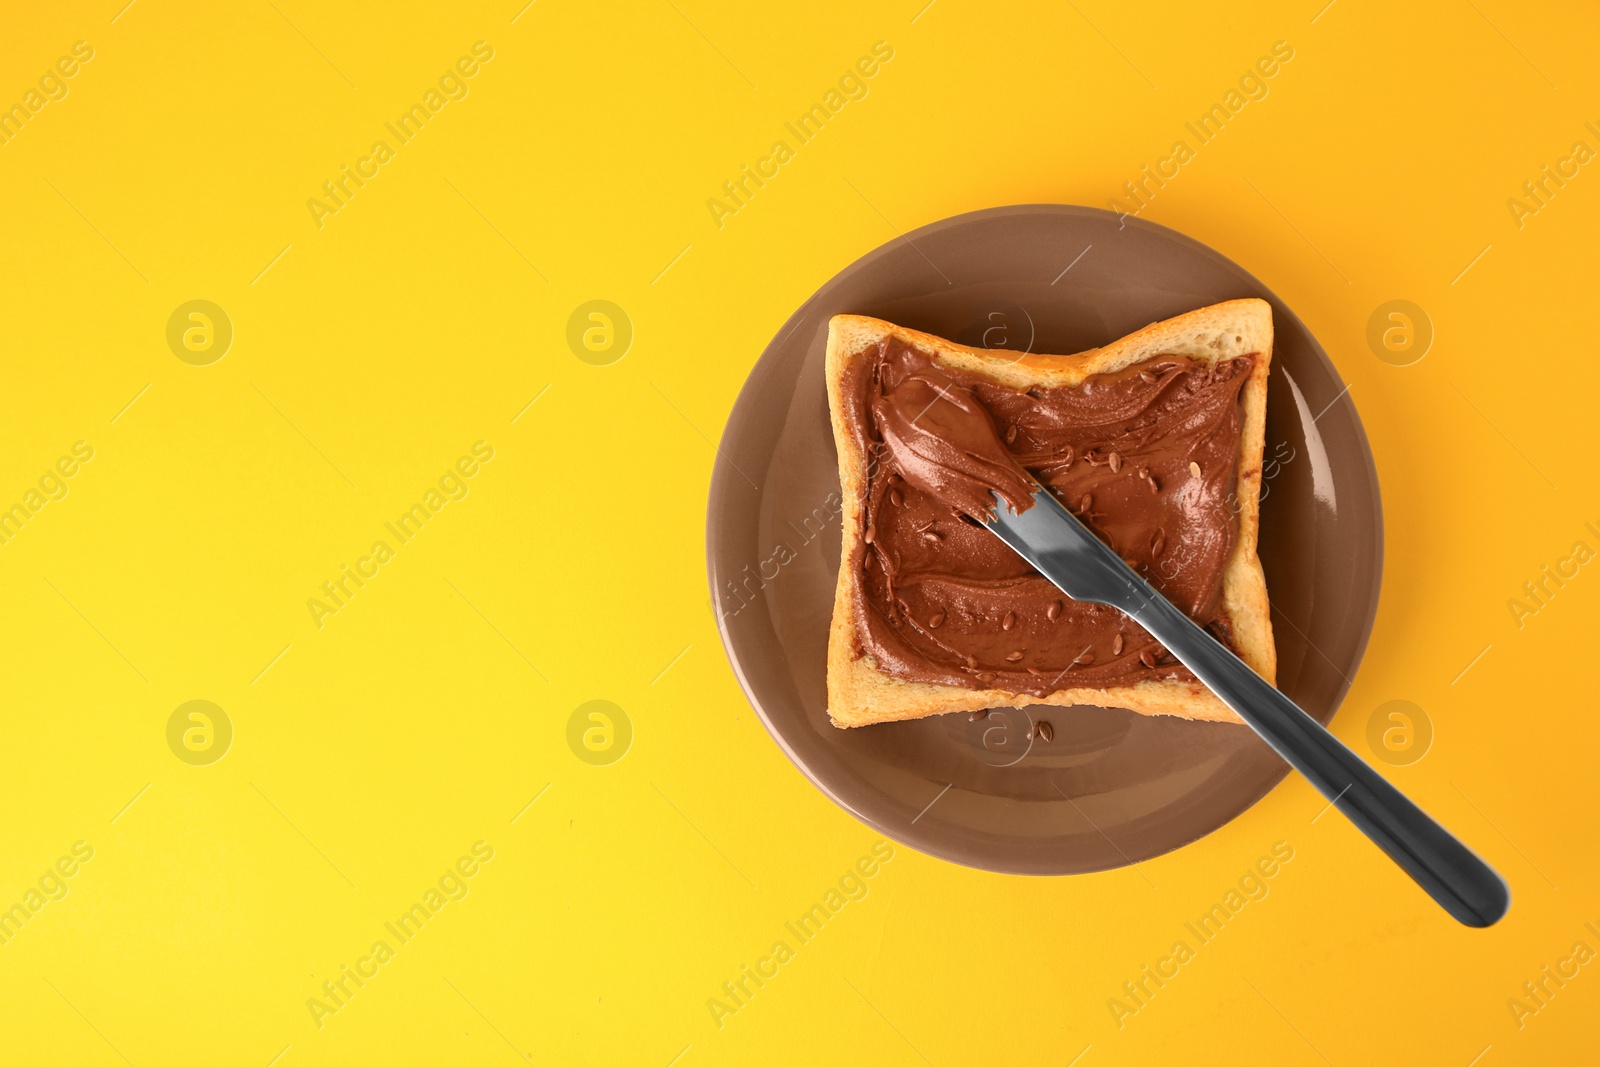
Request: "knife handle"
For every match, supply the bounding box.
[1133,593,1510,928]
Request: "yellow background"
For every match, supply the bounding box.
[2,1,1598,1063]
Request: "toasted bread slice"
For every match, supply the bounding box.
[825,300,1276,727]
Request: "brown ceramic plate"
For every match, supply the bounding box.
[707,205,1382,875]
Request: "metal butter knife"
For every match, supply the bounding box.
[983,485,1510,928]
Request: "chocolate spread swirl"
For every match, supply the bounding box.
[841,337,1254,695]
[869,372,1036,522]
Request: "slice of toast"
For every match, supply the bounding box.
[825,300,1276,728]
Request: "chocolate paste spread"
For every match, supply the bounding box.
[841,337,1255,695]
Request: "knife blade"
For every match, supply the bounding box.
[983,484,1509,928]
